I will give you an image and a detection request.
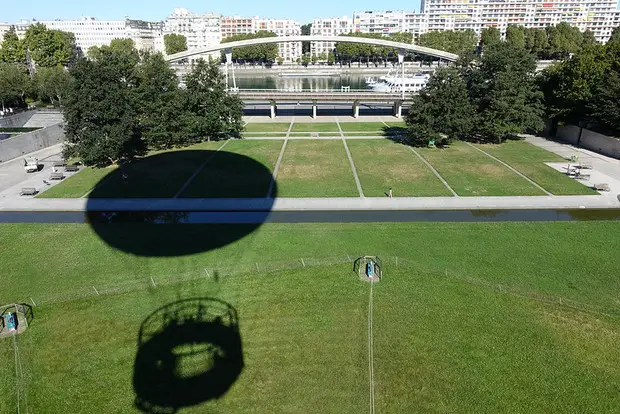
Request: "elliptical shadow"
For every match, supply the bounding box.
[85,149,277,257]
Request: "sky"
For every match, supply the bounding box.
[1,0,425,23]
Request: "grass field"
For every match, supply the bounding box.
[347,139,452,196]
[276,140,359,197]
[289,123,340,132]
[243,123,291,133]
[36,166,116,198]
[1,221,619,412]
[417,142,547,196]
[339,122,386,132]
[474,141,598,196]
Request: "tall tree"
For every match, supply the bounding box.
[524,28,549,58]
[587,70,620,132]
[506,25,526,49]
[406,67,474,146]
[546,22,583,59]
[134,52,188,148]
[221,31,278,62]
[0,63,30,110]
[0,28,26,64]
[418,30,477,55]
[63,57,143,166]
[163,33,188,55]
[23,23,76,67]
[301,23,312,55]
[183,59,244,141]
[468,42,544,142]
[480,27,501,48]
[35,65,72,104]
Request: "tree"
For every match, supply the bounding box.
[406,67,474,146]
[88,39,139,80]
[35,65,72,105]
[327,51,335,65]
[418,30,478,55]
[480,27,501,48]
[23,23,76,67]
[468,42,544,142]
[524,28,549,58]
[301,23,312,55]
[163,33,188,55]
[581,30,598,47]
[277,56,284,65]
[0,63,30,110]
[183,59,243,141]
[134,52,189,149]
[0,28,26,64]
[506,25,526,49]
[301,53,311,67]
[63,57,143,166]
[546,22,583,59]
[587,70,620,132]
[221,31,278,63]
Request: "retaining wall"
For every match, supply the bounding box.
[0,123,64,163]
[0,110,35,128]
[556,124,620,159]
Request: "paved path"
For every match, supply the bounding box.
[1,195,618,212]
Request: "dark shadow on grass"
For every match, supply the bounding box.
[133,298,243,414]
[86,149,277,257]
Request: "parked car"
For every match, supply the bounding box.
[24,157,41,173]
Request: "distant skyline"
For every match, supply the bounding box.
[2,0,426,23]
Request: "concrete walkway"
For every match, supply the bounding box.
[1,194,618,212]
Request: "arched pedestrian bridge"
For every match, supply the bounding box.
[165,35,459,63]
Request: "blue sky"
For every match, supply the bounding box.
[2,1,426,23]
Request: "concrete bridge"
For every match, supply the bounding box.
[232,88,410,118]
[165,35,460,63]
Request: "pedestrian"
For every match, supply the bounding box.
[388,188,393,198]
[121,172,129,184]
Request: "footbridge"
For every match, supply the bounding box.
[231,88,411,118]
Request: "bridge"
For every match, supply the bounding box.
[231,88,411,118]
[165,35,460,63]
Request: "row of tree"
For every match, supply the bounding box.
[220,31,279,63]
[334,32,414,64]
[63,45,243,166]
[0,64,71,110]
[0,23,78,67]
[540,28,620,134]
[406,41,543,145]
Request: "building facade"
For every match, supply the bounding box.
[163,8,221,59]
[37,18,128,52]
[220,16,254,38]
[310,16,353,56]
[253,18,302,62]
[419,0,620,42]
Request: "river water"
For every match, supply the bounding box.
[232,74,372,90]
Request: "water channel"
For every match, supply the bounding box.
[232,74,372,90]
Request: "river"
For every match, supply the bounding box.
[231,74,372,90]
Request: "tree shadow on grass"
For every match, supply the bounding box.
[133,298,243,413]
[85,149,277,257]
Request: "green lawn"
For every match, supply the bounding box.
[417,141,546,196]
[338,122,386,132]
[36,166,116,198]
[289,123,340,132]
[276,140,359,197]
[243,123,291,133]
[347,139,452,196]
[1,221,619,412]
[180,139,282,198]
[474,141,598,195]
[241,132,288,137]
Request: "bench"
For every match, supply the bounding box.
[579,162,593,170]
[49,172,64,180]
[593,183,611,192]
[575,172,591,180]
[20,187,38,196]
[64,165,79,172]
[52,161,66,168]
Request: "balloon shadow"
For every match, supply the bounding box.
[133,298,243,413]
[85,149,277,257]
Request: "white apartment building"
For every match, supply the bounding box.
[125,19,164,52]
[38,17,128,52]
[310,16,353,56]
[353,10,408,34]
[253,18,302,61]
[420,0,620,42]
[164,8,221,59]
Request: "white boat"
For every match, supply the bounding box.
[371,74,430,93]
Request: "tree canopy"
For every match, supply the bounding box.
[221,31,278,62]
[0,29,26,64]
[417,30,478,55]
[334,32,413,65]
[22,23,77,67]
[163,33,188,55]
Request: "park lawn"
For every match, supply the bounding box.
[1,221,620,412]
[36,166,116,198]
[243,123,291,133]
[180,140,282,198]
[347,139,452,196]
[474,141,598,195]
[339,122,386,132]
[417,141,546,196]
[241,133,288,137]
[276,139,359,197]
[289,123,340,132]
[342,132,384,136]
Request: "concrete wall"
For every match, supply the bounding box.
[0,123,64,163]
[0,110,35,128]
[556,124,620,159]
